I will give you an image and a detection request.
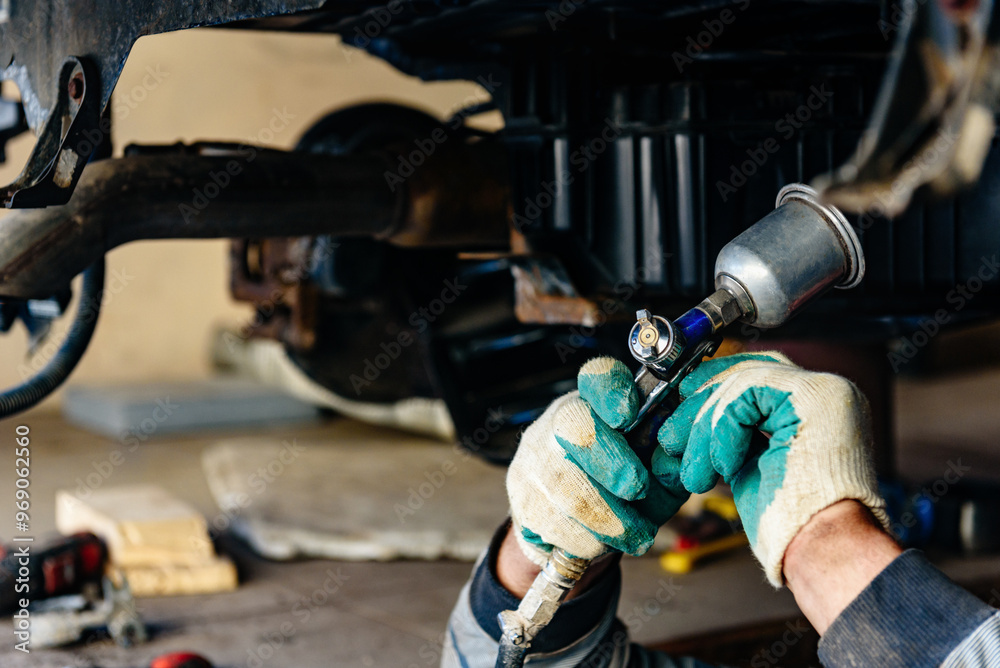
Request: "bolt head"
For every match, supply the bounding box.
[68,75,84,101]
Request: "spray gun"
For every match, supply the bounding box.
[495,183,865,667]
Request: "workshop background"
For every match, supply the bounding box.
[0,22,999,668]
[0,28,497,402]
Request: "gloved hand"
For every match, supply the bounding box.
[508,357,690,567]
[653,352,889,586]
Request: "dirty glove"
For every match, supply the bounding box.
[508,357,689,567]
[654,352,889,586]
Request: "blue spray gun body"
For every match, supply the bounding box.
[496,184,865,667]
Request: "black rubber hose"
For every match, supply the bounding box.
[495,638,528,668]
[0,257,105,418]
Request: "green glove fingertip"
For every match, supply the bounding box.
[578,357,639,430]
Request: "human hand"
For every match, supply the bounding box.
[507,357,689,566]
[653,352,889,586]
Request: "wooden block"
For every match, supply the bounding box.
[56,485,214,567]
[116,557,239,597]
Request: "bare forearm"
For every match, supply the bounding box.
[495,524,620,600]
[783,499,902,635]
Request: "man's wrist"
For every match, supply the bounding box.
[496,523,543,598]
[783,499,902,635]
[496,523,620,600]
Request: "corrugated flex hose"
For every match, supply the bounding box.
[0,257,105,418]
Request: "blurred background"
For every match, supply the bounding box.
[0,28,498,405]
[0,10,998,667]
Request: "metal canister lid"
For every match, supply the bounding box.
[776,183,866,290]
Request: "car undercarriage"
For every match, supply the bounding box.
[1,0,999,466]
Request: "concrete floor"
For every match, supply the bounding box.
[0,366,998,667]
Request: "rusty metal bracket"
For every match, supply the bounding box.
[510,256,601,327]
[0,0,328,207]
[3,57,100,208]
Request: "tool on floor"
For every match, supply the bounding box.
[496,183,866,667]
[0,532,107,614]
[31,574,147,648]
[661,532,749,575]
[150,652,214,668]
[660,497,747,575]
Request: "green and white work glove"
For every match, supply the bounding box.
[508,357,690,567]
[654,351,889,587]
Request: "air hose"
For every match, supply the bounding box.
[0,258,105,418]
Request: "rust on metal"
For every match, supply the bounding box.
[229,237,319,352]
[511,260,601,327]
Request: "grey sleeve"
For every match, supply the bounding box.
[941,611,1000,667]
[818,549,998,668]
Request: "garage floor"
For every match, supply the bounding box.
[1,367,999,668]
